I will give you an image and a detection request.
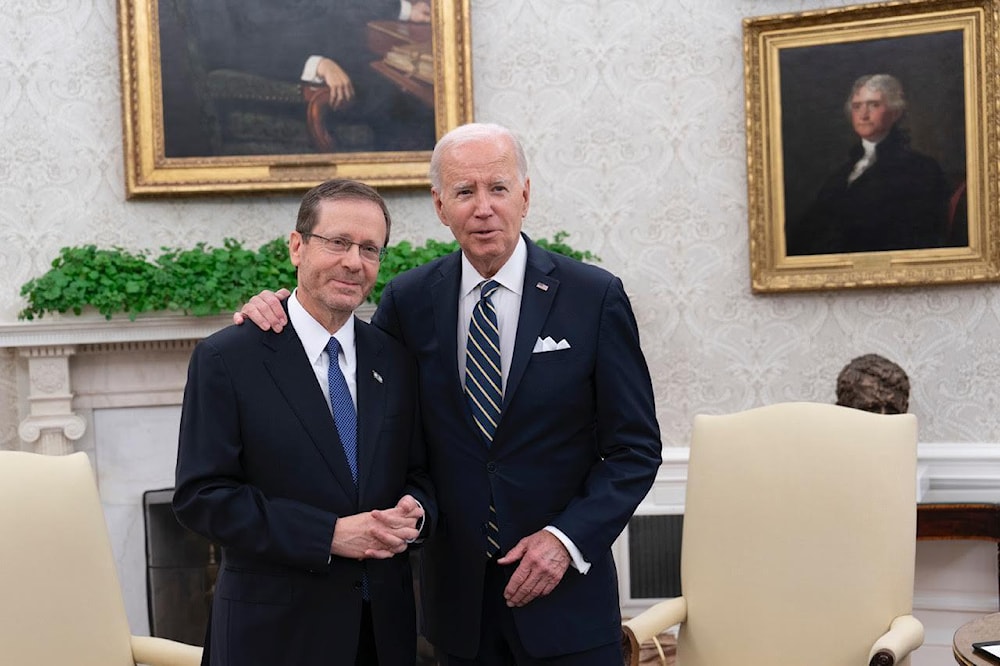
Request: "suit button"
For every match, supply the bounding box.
[486,462,497,474]
[354,581,363,590]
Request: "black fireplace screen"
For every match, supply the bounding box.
[142,488,215,646]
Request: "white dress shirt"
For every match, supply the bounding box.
[288,289,357,414]
[289,290,423,545]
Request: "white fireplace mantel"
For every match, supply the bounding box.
[0,313,233,348]
[0,313,232,455]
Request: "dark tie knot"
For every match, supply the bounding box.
[480,280,500,301]
[327,336,341,357]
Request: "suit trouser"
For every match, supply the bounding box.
[439,562,623,666]
[357,600,378,665]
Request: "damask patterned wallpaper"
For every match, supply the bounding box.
[2,0,998,447]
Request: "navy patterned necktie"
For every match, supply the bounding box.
[327,337,358,484]
[326,336,368,598]
[466,280,502,442]
[465,280,502,557]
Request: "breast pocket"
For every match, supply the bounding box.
[530,348,575,364]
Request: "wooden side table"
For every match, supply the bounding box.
[917,503,1000,601]
[953,613,1000,665]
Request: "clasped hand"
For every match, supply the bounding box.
[330,494,423,560]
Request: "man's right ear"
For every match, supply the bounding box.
[289,232,303,267]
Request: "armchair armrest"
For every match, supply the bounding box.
[131,634,203,666]
[622,597,687,666]
[867,615,924,666]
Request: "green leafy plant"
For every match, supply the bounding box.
[19,239,298,321]
[19,232,597,321]
[534,231,599,263]
[370,238,459,305]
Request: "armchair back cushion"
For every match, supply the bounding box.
[0,451,136,665]
[677,402,918,666]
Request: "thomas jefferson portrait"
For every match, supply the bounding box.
[157,0,436,158]
[779,33,968,257]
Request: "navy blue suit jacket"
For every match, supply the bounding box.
[372,236,661,658]
[174,312,434,665]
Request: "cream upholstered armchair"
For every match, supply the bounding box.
[0,451,202,666]
[623,402,923,666]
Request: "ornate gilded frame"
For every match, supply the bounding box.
[744,0,999,292]
[117,0,473,198]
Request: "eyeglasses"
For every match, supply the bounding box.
[301,232,387,263]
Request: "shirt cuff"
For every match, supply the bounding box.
[301,55,324,84]
[406,497,425,544]
[544,526,591,574]
[399,1,412,21]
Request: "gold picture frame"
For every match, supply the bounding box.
[117,0,473,198]
[744,0,999,292]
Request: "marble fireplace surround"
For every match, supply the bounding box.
[1,312,999,663]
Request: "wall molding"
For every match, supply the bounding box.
[635,443,1000,516]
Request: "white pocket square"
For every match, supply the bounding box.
[532,336,571,353]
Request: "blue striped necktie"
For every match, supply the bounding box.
[465,280,502,557]
[327,336,368,597]
[327,337,358,484]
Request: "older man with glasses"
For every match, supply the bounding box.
[174,178,436,666]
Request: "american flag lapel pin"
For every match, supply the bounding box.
[536,282,549,291]
[372,370,383,384]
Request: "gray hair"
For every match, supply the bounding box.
[429,123,529,191]
[844,74,907,118]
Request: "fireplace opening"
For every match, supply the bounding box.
[142,488,215,646]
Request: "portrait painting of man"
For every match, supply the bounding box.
[156,0,437,158]
[779,31,968,257]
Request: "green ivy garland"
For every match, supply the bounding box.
[19,232,596,321]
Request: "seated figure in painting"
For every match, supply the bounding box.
[835,353,910,415]
[160,0,435,156]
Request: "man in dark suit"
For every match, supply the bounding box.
[785,73,954,255]
[174,179,435,665]
[238,123,663,664]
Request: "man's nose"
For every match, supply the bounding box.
[340,243,363,268]
[473,190,492,216]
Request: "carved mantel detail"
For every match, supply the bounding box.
[16,346,84,455]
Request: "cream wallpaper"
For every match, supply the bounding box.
[2,0,998,447]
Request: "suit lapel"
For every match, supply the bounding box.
[504,241,557,410]
[432,254,480,433]
[354,319,385,501]
[261,320,359,502]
